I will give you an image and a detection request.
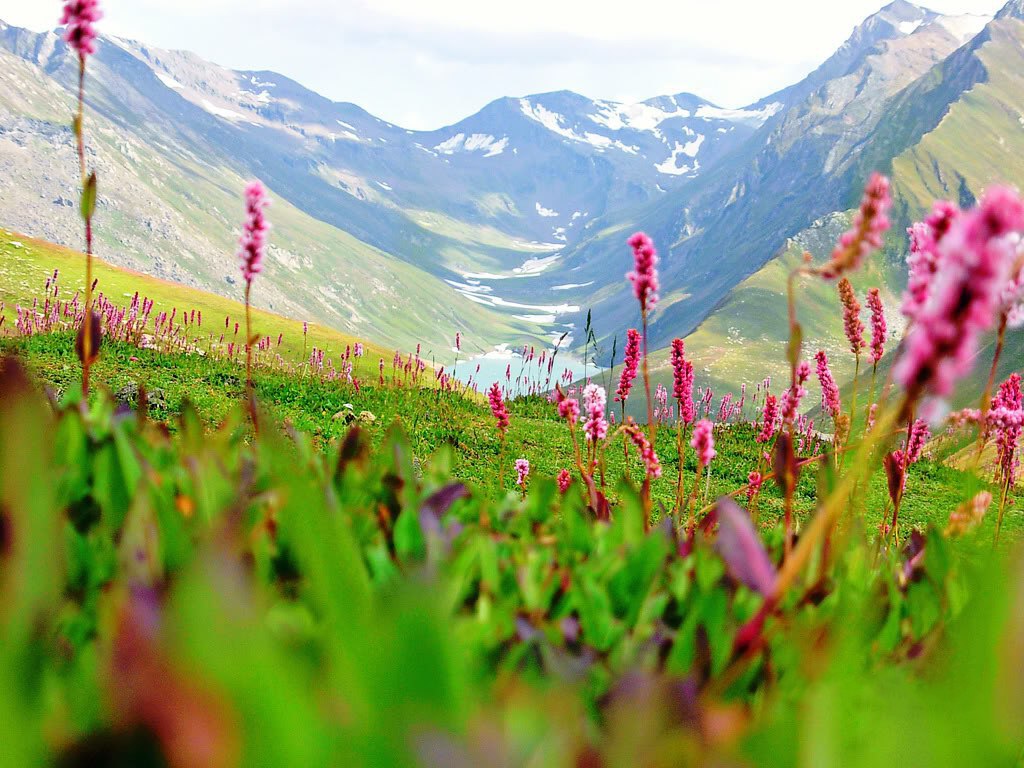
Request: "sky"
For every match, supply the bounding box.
[0,0,1007,130]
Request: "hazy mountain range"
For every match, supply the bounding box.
[0,0,1023,383]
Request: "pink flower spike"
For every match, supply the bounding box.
[670,339,696,424]
[757,394,780,443]
[616,328,641,403]
[488,382,510,435]
[627,232,659,313]
[625,421,662,479]
[238,181,271,284]
[61,0,102,58]
[515,458,530,488]
[691,419,716,466]
[822,173,891,279]
[838,278,865,356]
[902,201,960,321]
[815,350,842,419]
[582,383,609,443]
[894,186,1024,400]
[867,288,887,364]
[557,469,572,493]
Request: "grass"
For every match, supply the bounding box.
[2,329,1018,543]
[0,228,393,372]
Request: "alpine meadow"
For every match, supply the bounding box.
[6,1,1024,766]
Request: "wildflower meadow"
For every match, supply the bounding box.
[2,2,1024,767]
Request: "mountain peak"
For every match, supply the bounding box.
[996,0,1024,20]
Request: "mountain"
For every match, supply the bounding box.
[549,0,995,350]
[0,17,780,354]
[0,0,1019,388]
[627,1,1024,414]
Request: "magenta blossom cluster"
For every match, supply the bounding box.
[757,394,779,444]
[747,471,764,502]
[838,279,865,356]
[616,328,641,402]
[905,419,930,464]
[61,0,102,58]
[583,384,609,443]
[992,373,1023,486]
[866,288,887,365]
[815,350,841,419]
[894,187,1024,400]
[515,458,530,488]
[556,386,580,427]
[670,338,696,424]
[691,419,716,466]
[823,173,892,278]
[557,469,572,493]
[902,201,960,321]
[488,382,510,435]
[627,232,659,312]
[238,181,271,284]
[781,361,811,425]
[626,422,662,479]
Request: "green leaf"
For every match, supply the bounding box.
[81,172,97,221]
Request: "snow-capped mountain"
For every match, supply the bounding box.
[0,0,1019,366]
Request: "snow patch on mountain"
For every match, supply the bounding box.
[589,100,693,132]
[898,19,924,34]
[200,99,250,123]
[695,102,782,127]
[518,99,640,153]
[655,135,704,176]
[435,132,508,157]
[155,71,184,90]
[934,13,992,43]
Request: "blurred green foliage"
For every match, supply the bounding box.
[1,355,1023,767]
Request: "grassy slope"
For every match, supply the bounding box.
[1,326,1018,542]
[0,44,538,354]
[0,228,394,373]
[629,17,1024,416]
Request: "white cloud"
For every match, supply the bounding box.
[0,0,1006,129]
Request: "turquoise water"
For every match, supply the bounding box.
[452,350,599,396]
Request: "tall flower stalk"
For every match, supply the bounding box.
[62,0,103,396]
[237,180,271,415]
[627,233,659,443]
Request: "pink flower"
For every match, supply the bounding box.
[691,419,716,466]
[838,278,865,356]
[455,332,461,352]
[353,342,364,357]
[557,469,572,493]
[515,458,530,488]
[866,288,887,364]
[582,384,608,443]
[992,373,1023,486]
[625,422,662,479]
[616,328,641,402]
[815,350,841,419]
[747,470,763,502]
[822,173,891,279]
[61,0,102,58]
[557,393,580,427]
[488,382,510,435]
[867,402,878,431]
[902,202,960,321]
[906,419,930,464]
[627,232,659,312]
[894,187,1024,400]
[757,394,779,443]
[671,338,696,424]
[238,181,271,284]
[781,361,811,425]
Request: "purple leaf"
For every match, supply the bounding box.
[419,483,470,534]
[713,497,777,596]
